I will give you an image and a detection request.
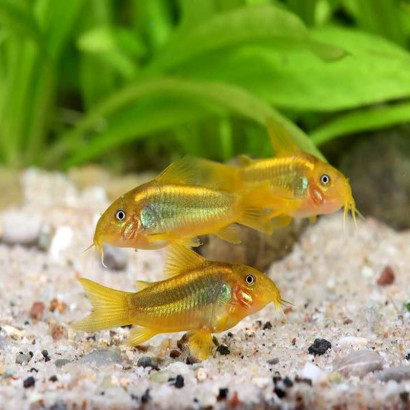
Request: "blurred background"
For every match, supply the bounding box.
[0,0,409,228]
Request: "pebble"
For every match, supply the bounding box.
[1,212,41,245]
[137,356,160,370]
[216,344,230,355]
[337,336,368,347]
[23,376,35,388]
[101,244,128,271]
[55,359,71,368]
[263,321,272,330]
[334,349,384,378]
[195,367,207,382]
[49,226,73,260]
[173,375,184,388]
[308,338,332,356]
[16,353,31,365]
[169,349,181,359]
[378,366,410,382]
[267,358,279,365]
[217,388,229,401]
[301,363,325,384]
[376,265,395,286]
[30,302,45,321]
[2,325,24,339]
[79,349,122,366]
[149,371,175,383]
[49,298,67,314]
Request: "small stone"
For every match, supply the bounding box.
[150,371,175,383]
[337,336,368,347]
[79,349,122,366]
[308,338,331,356]
[42,350,50,362]
[263,321,272,330]
[49,298,67,314]
[49,375,58,382]
[377,265,395,286]
[334,349,384,378]
[23,376,35,388]
[301,362,325,383]
[137,356,159,370]
[50,322,67,341]
[55,359,71,368]
[400,391,409,403]
[378,366,410,382]
[49,226,73,260]
[217,388,229,401]
[406,353,410,361]
[195,367,207,382]
[101,244,128,271]
[216,344,230,355]
[274,386,286,398]
[141,389,151,403]
[30,302,45,321]
[283,377,293,387]
[173,375,184,388]
[267,358,279,365]
[170,349,181,359]
[16,352,31,365]
[2,212,41,245]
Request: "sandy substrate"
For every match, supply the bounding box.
[0,169,409,409]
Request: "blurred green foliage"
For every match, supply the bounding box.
[0,0,409,170]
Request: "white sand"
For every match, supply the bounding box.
[0,169,409,409]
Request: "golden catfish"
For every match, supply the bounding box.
[73,245,285,360]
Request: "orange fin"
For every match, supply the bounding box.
[266,117,300,155]
[72,278,132,332]
[271,215,293,227]
[165,244,206,277]
[214,224,241,244]
[186,328,213,360]
[126,327,158,346]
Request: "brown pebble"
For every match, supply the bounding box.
[177,334,188,350]
[30,302,45,321]
[170,350,181,359]
[49,321,67,341]
[49,298,67,314]
[377,265,395,286]
[291,338,296,346]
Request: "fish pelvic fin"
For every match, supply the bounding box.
[126,327,158,347]
[165,244,206,277]
[186,328,213,361]
[214,224,241,244]
[73,278,133,332]
[238,182,273,235]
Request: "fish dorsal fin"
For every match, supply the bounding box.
[156,157,240,190]
[239,155,254,166]
[156,157,198,185]
[266,117,300,155]
[165,244,206,277]
[136,280,154,290]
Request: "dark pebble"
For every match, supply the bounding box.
[42,350,50,362]
[294,375,312,386]
[23,376,35,388]
[174,375,184,388]
[170,349,181,359]
[308,338,331,356]
[227,332,233,337]
[217,388,229,401]
[141,389,151,403]
[267,358,279,365]
[216,344,230,355]
[263,321,272,330]
[273,371,281,384]
[405,353,410,361]
[49,375,58,382]
[283,377,293,387]
[400,391,409,403]
[30,368,38,373]
[274,386,286,398]
[137,356,159,370]
[130,394,138,401]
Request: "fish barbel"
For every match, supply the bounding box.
[73,245,285,360]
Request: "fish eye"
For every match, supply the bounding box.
[245,274,255,286]
[320,174,330,186]
[115,209,126,221]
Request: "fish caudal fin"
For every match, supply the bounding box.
[126,327,158,347]
[73,278,132,332]
[238,182,273,235]
[186,328,213,361]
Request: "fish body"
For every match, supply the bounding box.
[239,119,359,224]
[74,245,284,360]
[93,158,273,256]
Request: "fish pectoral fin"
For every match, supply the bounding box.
[214,224,241,244]
[271,215,293,228]
[266,117,300,155]
[164,244,206,278]
[186,328,213,361]
[126,327,158,347]
[135,280,154,290]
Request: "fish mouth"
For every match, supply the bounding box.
[343,198,363,229]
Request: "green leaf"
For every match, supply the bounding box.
[51,77,323,165]
[147,5,345,72]
[176,25,410,111]
[310,102,410,145]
